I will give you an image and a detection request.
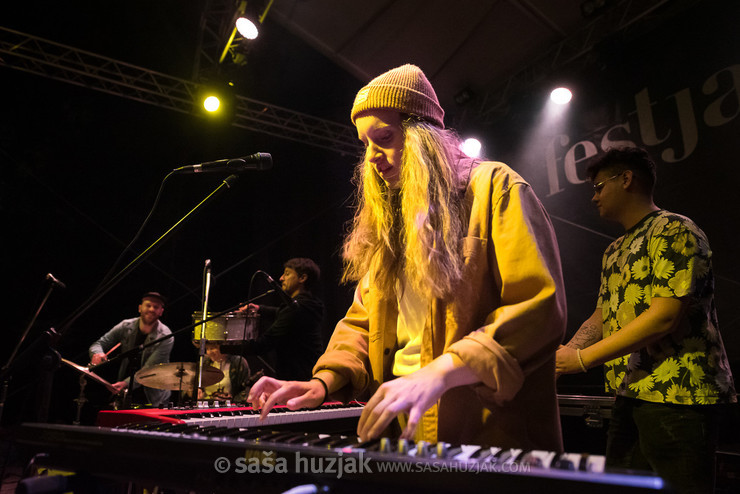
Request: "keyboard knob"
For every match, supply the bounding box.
[553,455,576,470]
[416,441,430,457]
[397,438,409,455]
[435,442,449,458]
[379,437,392,453]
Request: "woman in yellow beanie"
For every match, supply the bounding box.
[249,64,566,451]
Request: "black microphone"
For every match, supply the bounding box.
[46,273,66,289]
[263,273,298,309]
[172,152,272,174]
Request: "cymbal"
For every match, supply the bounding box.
[134,362,224,391]
[61,358,118,394]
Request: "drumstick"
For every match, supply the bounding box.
[104,342,121,357]
[88,342,121,368]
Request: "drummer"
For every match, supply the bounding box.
[89,292,173,407]
[197,341,250,403]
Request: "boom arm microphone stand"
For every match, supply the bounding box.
[0,275,64,424]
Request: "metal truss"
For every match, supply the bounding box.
[192,0,236,79]
[474,0,697,123]
[231,96,361,156]
[0,26,360,155]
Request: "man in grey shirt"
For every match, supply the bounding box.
[89,292,173,407]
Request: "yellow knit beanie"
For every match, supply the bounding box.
[350,64,445,128]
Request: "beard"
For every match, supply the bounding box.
[140,312,159,325]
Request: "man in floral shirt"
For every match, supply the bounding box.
[556,147,736,494]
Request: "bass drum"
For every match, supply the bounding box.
[192,311,259,343]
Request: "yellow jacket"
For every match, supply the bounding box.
[314,161,565,450]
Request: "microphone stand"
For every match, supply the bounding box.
[0,276,64,424]
[196,260,213,403]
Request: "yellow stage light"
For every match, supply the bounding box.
[203,95,221,112]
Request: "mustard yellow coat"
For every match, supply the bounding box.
[314,161,566,451]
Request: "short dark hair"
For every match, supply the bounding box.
[284,258,320,291]
[587,146,656,194]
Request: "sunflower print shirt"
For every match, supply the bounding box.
[597,210,736,405]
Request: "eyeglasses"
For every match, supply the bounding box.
[592,173,621,193]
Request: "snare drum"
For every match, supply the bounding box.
[192,311,258,343]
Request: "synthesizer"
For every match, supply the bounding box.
[96,401,365,432]
[14,421,670,494]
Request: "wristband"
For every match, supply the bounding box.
[311,376,329,403]
[576,349,588,373]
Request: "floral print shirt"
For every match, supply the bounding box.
[598,210,736,405]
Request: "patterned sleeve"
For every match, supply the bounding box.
[596,248,611,310]
[647,216,710,299]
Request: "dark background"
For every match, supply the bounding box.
[1,1,739,425]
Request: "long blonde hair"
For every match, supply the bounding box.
[342,118,472,299]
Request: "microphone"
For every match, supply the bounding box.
[263,273,298,309]
[46,273,66,289]
[173,153,272,174]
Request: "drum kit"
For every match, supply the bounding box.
[63,311,259,401]
[191,311,258,343]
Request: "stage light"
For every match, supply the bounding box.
[550,87,573,105]
[220,0,274,64]
[461,138,482,158]
[236,16,259,40]
[203,95,221,112]
[196,83,235,121]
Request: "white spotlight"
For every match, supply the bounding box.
[550,87,572,105]
[236,17,259,40]
[461,138,482,158]
[203,96,221,112]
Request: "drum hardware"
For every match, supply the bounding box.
[134,362,224,392]
[111,389,128,410]
[72,374,87,425]
[62,357,120,424]
[62,358,118,394]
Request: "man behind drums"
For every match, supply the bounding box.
[89,292,173,407]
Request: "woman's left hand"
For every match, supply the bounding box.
[358,368,446,441]
[357,353,478,441]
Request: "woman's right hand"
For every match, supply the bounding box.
[247,376,325,420]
